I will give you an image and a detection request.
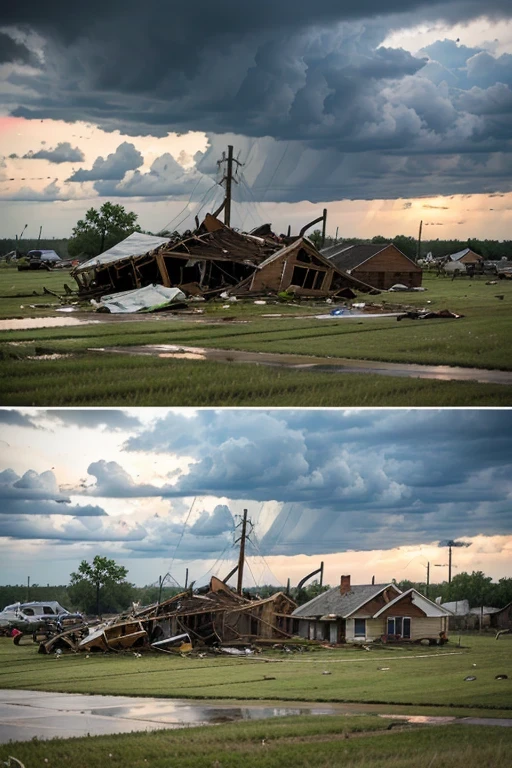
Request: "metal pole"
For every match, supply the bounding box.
[319,561,324,587]
[237,509,248,595]
[448,546,452,585]
[321,208,327,248]
[27,576,30,602]
[225,145,234,227]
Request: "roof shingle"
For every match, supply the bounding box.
[292,583,398,619]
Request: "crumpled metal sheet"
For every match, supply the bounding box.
[98,284,186,313]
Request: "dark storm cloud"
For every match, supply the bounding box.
[43,409,143,431]
[0,410,38,428]
[0,500,107,517]
[1,1,511,201]
[119,409,512,554]
[0,32,34,65]
[66,142,143,182]
[23,142,85,163]
[0,514,144,541]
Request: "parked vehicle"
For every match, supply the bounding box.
[0,601,80,635]
[27,250,63,270]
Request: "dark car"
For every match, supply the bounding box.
[27,249,63,270]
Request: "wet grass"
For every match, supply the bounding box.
[1,635,510,711]
[1,271,511,404]
[1,352,511,406]
[1,718,511,768]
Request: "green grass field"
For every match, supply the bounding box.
[1,635,510,712]
[1,717,510,768]
[2,714,510,768]
[1,635,511,767]
[1,268,511,405]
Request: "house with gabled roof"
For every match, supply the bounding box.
[292,575,451,644]
[446,247,482,265]
[321,243,422,290]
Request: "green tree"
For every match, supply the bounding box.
[69,556,133,616]
[308,229,324,249]
[67,202,141,258]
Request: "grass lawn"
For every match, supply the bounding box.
[1,635,511,712]
[1,269,511,405]
[1,717,511,768]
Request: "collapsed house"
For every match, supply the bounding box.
[38,577,297,654]
[72,215,376,303]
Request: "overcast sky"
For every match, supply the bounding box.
[0,408,510,589]
[0,2,511,239]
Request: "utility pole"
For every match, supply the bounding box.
[448,546,452,585]
[27,576,30,602]
[416,220,423,261]
[217,145,243,227]
[236,509,249,595]
[426,561,430,598]
[37,225,42,246]
[185,567,189,590]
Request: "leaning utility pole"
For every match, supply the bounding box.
[217,145,243,227]
[236,509,249,595]
[416,220,423,261]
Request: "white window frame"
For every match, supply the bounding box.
[387,616,411,638]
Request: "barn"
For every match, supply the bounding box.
[321,243,422,290]
[292,575,451,644]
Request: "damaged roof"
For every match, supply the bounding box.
[292,583,400,619]
[75,232,171,273]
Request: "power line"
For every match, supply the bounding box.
[168,496,198,574]
[159,175,207,233]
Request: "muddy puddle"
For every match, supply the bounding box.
[91,344,512,385]
[1,691,510,744]
[0,317,102,331]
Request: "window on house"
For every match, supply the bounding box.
[387,617,410,637]
[354,618,366,638]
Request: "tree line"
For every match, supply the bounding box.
[1,201,511,262]
[2,557,509,616]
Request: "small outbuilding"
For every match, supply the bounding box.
[292,575,450,643]
[321,243,422,290]
[490,601,512,631]
[446,247,482,266]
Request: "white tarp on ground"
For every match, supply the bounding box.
[98,284,186,314]
[75,232,170,273]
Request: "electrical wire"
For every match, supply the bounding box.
[168,496,198,574]
[158,175,208,233]
[251,531,282,587]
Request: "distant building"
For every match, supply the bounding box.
[445,247,482,265]
[321,243,422,290]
